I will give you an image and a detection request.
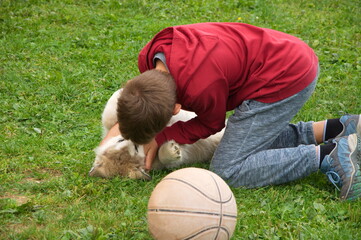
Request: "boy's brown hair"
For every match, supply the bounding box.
[117,69,177,144]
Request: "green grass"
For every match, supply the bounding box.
[1,0,360,239]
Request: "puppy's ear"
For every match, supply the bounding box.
[104,148,120,159]
[128,167,152,181]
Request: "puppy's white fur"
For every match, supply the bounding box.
[89,89,224,179]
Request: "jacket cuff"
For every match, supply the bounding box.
[155,132,167,146]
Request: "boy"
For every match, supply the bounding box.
[104,23,361,200]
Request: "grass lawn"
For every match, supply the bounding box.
[1,0,360,239]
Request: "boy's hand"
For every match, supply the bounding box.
[143,138,158,170]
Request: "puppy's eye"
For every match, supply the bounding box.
[118,138,124,143]
[134,144,139,152]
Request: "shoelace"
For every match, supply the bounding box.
[326,171,341,191]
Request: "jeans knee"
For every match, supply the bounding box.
[210,162,234,182]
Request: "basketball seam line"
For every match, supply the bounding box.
[147,208,237,218]
[184,226,230,240]
[209,173,222,240]
[162,177,233,204]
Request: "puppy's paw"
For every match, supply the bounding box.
[158,140,182,164]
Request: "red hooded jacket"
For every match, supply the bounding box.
[138,22,319,145]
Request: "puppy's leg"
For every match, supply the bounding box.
[158,140,182,165]
[128,167,152,181]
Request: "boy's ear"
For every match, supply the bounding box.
[173,103,182,115]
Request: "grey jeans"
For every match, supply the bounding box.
[210,75,319,188]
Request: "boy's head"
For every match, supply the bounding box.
[117,69,177,144]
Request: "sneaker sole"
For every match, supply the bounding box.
[342,134,360,200]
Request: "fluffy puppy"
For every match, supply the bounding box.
[89,89,224,180]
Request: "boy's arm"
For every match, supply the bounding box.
[156,115,225,145]
[143,138,158,170]
[99,123,120,146]
[156,80,228,146]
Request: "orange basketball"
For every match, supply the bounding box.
[147,168,237,240]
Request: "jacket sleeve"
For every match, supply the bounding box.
[155,79,228,145]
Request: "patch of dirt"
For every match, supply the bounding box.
[6,223,29,234]
[21,177,43,184]
[38,168,63,177]
[0,194,30,205]
[21,167,63,184]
